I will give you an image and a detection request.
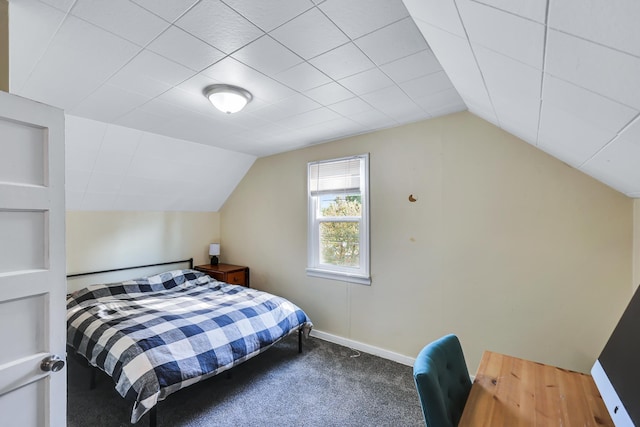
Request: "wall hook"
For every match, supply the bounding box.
[409,194,417,202]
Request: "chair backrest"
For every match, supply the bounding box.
[413,334,472,427]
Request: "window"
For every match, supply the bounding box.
[307,154,370,285]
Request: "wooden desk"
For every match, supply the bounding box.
[459,351,613,426]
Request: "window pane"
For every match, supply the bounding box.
[319,193,362,218]
[319,221,360,267]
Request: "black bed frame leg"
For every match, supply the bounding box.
[298,329,303,354]
[89,367,97,390]
[149,406,157,427]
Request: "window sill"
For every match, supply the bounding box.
[306,268,371,285]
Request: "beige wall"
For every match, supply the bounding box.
[66,211,219,290]
[221,112,633,373]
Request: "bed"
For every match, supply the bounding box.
[66,267,313,425]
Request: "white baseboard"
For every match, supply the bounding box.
[309,329,416,367]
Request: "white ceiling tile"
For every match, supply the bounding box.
[101,124,144,155]
[309,42,375,80]
[414,20,493,110]
[402,0,466,37]
[538,104,616,166]
[66,145,101,172]
[147,26,225,72]
[473,44,541,141]
[81,192,119,210]
[355,17,427,66]
[137,98,202,122]
[131,0,199,22]
[380,50,443,83]
[546,29,640,110]
[542,75,638,134]
[18,15,140,110]
[276,107,341,129]
[304,82,355,105]
[466,101,499,126]
[175,0,263,54]
[223,110,273,130]
[413,87,465,113]
[39,0,75,12]
[386,103,429,123]
[549,0,640,57]
[458,0,545,69]
[292,116,362,142]
[234,122,290,144]
[65,115,108,153]
[249,94,320,121]
[270,7,349,59]
[120,177,184,196]
[581,117,640,195]
[470,0,547,24]
[499,121,539,146]
[267,93,322,116]
[88,169,127,191]
[329,97,375,116]
[92,152,135,179]
[71,0,169,46]
[232,35,303,76]
[360,85,417,116]
[109,194,163,211]
[243,104,291,123]
[66,169,92,193]
[175,73,224,100]
[107,50,196,98]
[122,50,196,85]
[108,71,172,98]
[201,57,296,103]
[320,0,410,39]
[70,84,150,122]
[400,71,454,100]
[223,0,314,32]
[115,108,175,133]
[20,83,83,117]
[274,62,332,92]
[348,109,397,128]
[8,1,66,93]
[474,44,542,104]
[338,68,395,96]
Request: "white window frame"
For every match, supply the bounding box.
[306,154,371,285]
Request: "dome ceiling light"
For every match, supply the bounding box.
[203,84,253,114]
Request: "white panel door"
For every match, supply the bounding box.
[0,91,65,426]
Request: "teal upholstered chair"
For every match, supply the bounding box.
[413,334,472,427]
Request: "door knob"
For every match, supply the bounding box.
[40,355,65,372]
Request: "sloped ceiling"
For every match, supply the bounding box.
[65,116,255,211]
[405,0,640,197]
[8,0,640,212]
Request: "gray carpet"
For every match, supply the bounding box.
[67,335,424,426]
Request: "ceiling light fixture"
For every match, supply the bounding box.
[203,84,253,114]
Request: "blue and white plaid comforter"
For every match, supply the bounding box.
[67,269,312,423]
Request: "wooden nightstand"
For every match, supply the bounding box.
[194,263,250,287]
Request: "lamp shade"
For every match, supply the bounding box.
[204,84,252,114]
[209,243,220,256]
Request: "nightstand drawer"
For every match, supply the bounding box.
[226,271,245,285]
[194,264,250,288]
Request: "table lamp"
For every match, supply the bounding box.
[209,243,220,265]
